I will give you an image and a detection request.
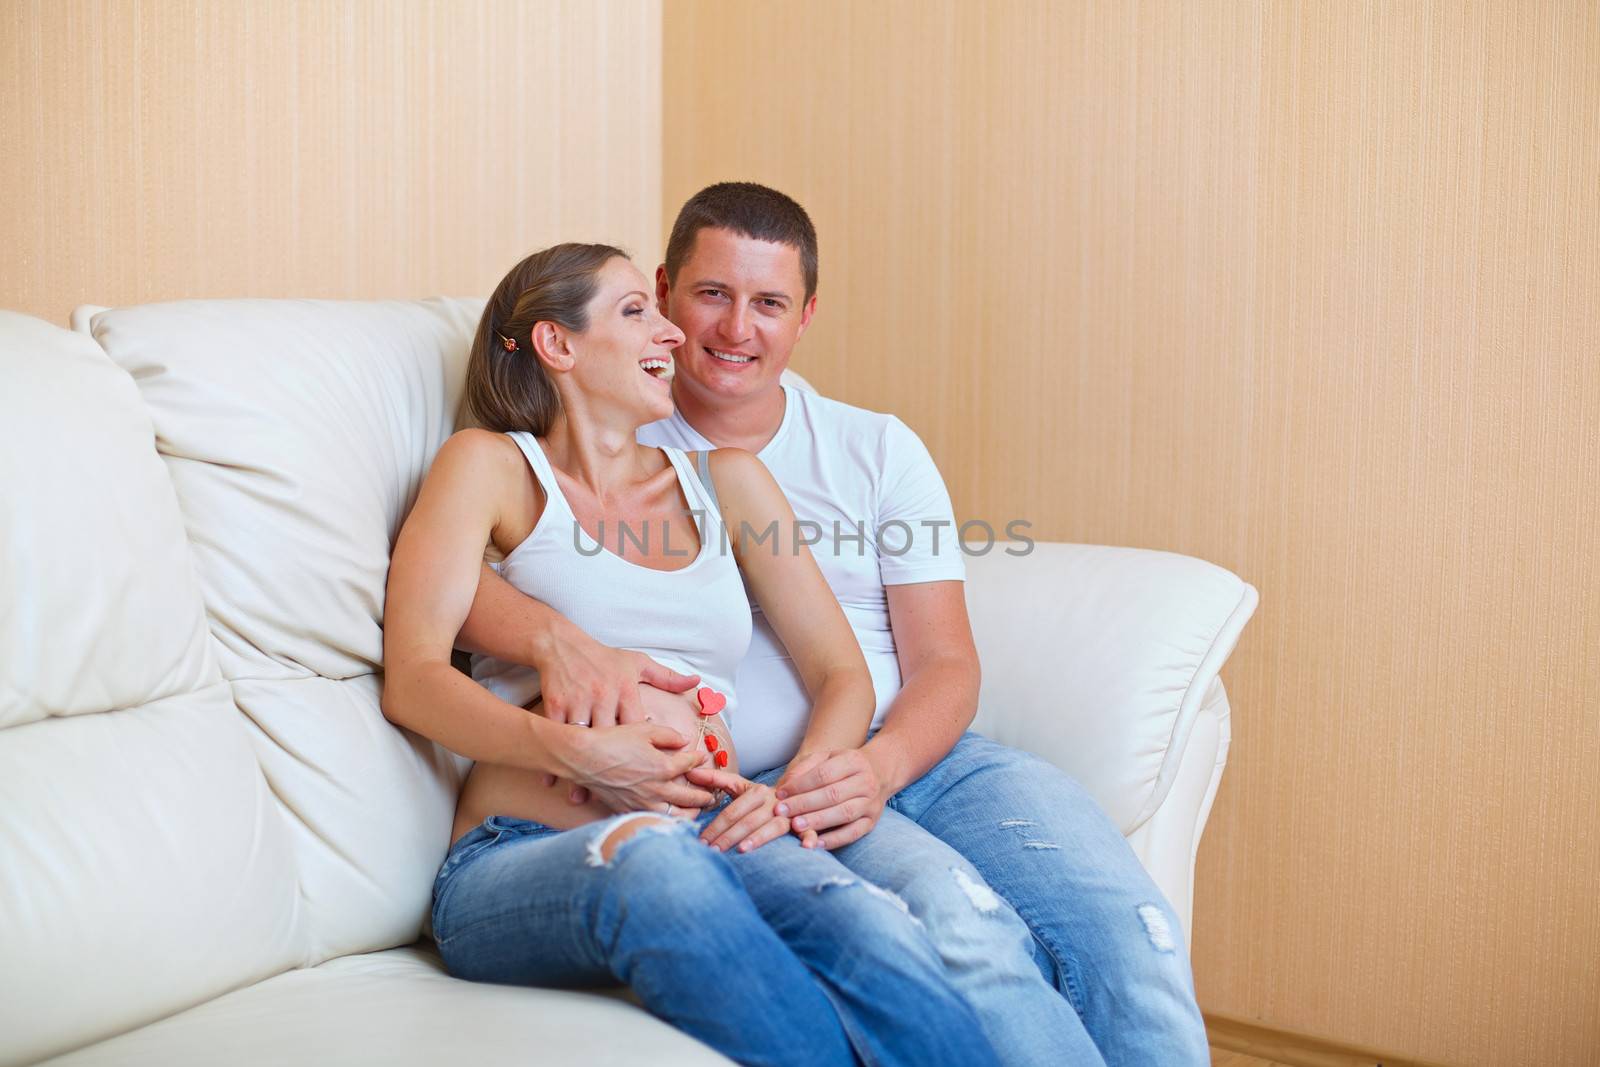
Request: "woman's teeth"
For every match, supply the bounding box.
[710,350,754,364]
[640,358,673,380]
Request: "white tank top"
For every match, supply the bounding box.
[470,433,752,726]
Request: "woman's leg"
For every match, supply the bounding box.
[715,806,1002,1067]
[887,732,1210,1067]
[432,813,857,1067]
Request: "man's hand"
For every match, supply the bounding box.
[773,748,893,850]
[555,723,715,814]
[690,768,814,853]
[537,620,699,729]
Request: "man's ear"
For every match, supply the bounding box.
[794,293,818,342]
[531,321,575,372]
[655,264,672,314]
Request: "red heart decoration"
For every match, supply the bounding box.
[697,687,727,717]
[714,750,730,768]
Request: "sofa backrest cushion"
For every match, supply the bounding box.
[0,313,215,728]
[0,312,301,1066]
[85,298,479,963]
[87,298,479,680]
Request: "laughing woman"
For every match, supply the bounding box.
[381,243,997,1067]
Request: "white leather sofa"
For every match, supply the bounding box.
[0,297,1257,1066]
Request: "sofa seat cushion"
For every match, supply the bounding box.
[40,945,732,1067]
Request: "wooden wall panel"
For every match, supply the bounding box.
[664,2,1600,1064]
[0,0,662,325]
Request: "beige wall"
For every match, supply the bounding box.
[0,0,662,325]
[664,2,1599,1065]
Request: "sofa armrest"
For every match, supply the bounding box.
[963,542,1257,836]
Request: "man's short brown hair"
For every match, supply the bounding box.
[664,182,818,300]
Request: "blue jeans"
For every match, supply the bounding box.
[432,808,999,1067]
[825,733,1210,1067]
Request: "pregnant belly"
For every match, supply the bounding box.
[451,683,736,844]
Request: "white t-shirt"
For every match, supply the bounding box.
[639,386,965,773]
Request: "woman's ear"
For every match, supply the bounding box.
[530,321,575,372]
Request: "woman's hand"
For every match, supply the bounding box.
[692,768,817,853]
[555,723,715,814]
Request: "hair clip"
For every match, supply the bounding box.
[497,332,518,352]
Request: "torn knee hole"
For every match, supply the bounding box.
[586,814,679,867]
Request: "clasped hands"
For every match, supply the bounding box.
[697,747,892,852]
[531,635,889,853]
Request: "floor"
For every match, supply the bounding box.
[1212,1051,1288,1067]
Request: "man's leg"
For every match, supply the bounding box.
[433,813,856,1067]
[717,806,1002,1067]
[826,807,1108,1067]
[891,732,1211,1067]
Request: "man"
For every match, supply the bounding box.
[459,183,1209,1065]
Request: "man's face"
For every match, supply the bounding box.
[657,227,816,410]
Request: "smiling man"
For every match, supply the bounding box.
[457,183,1209,1065]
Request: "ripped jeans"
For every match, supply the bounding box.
[821,732,1210,1067]
[431,807,999,1067]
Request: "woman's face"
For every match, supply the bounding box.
[567,257,686,426]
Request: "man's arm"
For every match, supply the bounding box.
[775,580,979,848]
[864,580,980,791]
[458,563,699,729]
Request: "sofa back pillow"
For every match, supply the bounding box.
[86,297,479,963]
[0,312,300,1066]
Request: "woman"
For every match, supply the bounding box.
[381,243,997,1067]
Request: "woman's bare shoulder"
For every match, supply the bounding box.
[704,447,791,531]
[419,429,538,530]
[437,427,523,465]
[704,446,770,487]
[424,428,530,490]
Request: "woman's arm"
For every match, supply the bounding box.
[693,448,876,850]
[382,431,709,811]
[717,448,874,756]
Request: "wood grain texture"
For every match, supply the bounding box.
[664,2,1600,1064]
[0,0,662,325]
